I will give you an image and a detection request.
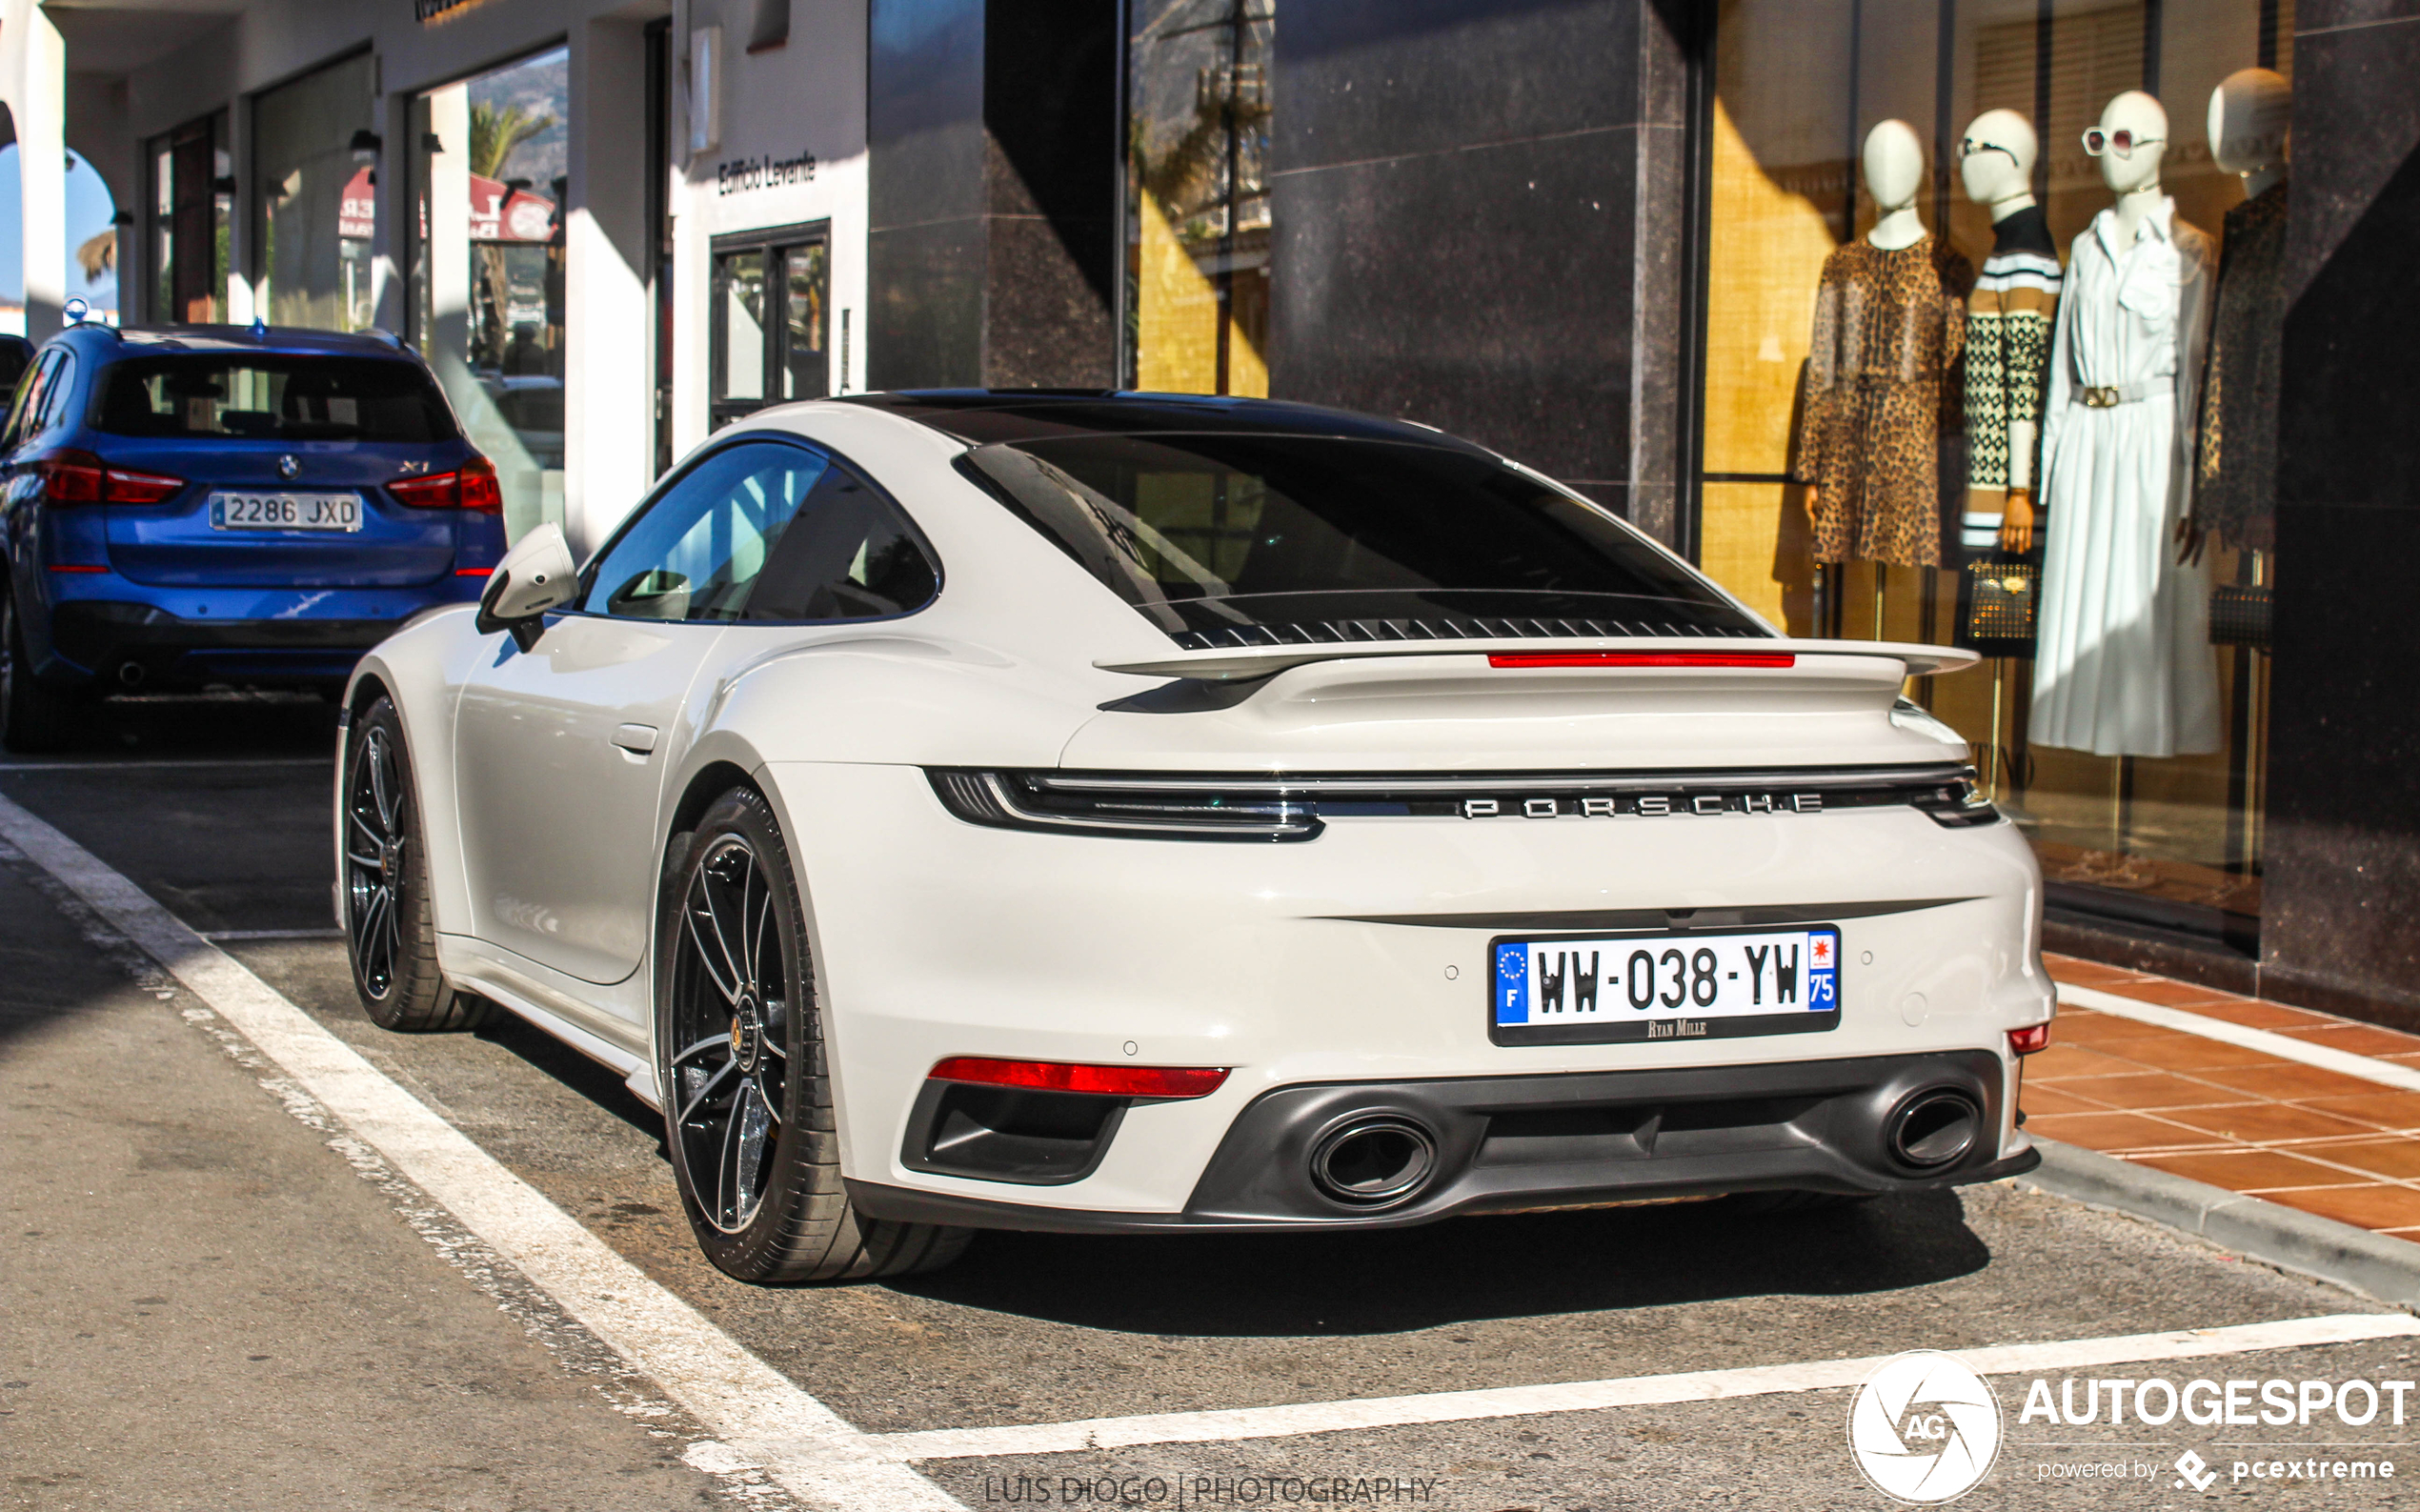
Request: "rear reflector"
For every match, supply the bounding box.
[2007,1023,2052,1056]
[47,563,107,574]
[454,567,494,576]
[927,1057,1230,1099]
[1487,652,1798,670]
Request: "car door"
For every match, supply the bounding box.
[453,437,832,988]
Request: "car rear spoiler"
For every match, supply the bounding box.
[1094,637,1978,683]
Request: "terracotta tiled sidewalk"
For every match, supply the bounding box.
[2028,953,2420,1242]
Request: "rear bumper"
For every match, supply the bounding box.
[45,599,422,687]
[848,1051,2035,1233]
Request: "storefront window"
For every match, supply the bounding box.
[148,112,229,323]
[411,46,569,541]
[254,53,375,333]
[1696,0,2289,948]
[709,225,828,430]
[1124,0,1273,395]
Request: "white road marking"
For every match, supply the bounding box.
[0,791,963,1512]
[2061,983,2420,1095]
[869,1312,2420,1462]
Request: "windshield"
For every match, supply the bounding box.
[94,355,458,443]
[959,433,1763,643]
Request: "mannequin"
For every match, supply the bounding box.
[1956,109,2062,554]
[2190,68,2291,555]
[1865,119,1926,251]
[2030,91,2221,758]
[1794,121,1970,573]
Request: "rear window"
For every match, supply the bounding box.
[959,433,1762,642]
[93,356,457,443]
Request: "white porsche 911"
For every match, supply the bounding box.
[337,391,2052,1283]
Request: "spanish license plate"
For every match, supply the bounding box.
[1490,925,1842,1046]
[209,491,362,532]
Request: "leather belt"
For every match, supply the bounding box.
[2076,377,2173,408]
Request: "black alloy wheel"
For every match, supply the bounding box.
[668,829,792,1236]
[659,786,969,1282]
[343,696,485,1031]
[0,591,76,754]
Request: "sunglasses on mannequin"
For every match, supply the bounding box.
[2081,128,2163,157]
[1957,138,2020,165]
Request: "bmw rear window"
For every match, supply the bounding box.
[94,356,457,443]
[959,433,1764,641]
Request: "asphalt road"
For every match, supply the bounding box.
[4,695,2416,1511]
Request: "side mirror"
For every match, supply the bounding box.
[475,522,578,652]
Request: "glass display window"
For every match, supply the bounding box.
[708,223,831,431]
[254,52,376,333]
[1125,0,1274,395]
[147,111,229,323]
[1694,0,2290,951]
[410,45,569,541]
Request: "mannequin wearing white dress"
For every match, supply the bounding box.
[2031,91,2222,758]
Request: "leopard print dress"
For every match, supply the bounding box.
[1791,234,1971,568]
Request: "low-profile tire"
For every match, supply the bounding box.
[657,786,972,1284]
[342,696,488,1032]
[1,590,78,754]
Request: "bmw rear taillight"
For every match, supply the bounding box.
[34,449,184,506]
[390,454,503,513]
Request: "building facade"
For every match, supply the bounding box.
[4,0,2411,1026]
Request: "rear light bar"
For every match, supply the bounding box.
[927,1057,1230,1099]
[929,763,2001,837]
[2008,1023,2052,1056]
[390,454,503,513]
[35,449,184,506]
[1487,652,1798,670]
[928,769,1321,842]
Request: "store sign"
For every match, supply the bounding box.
[340,168,375,240]
[470,174,556,243]
[339,167,554,243]
[716,149,817,196]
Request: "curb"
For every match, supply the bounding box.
[2017,1138,2420,1312]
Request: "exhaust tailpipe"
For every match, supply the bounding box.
[1307,1116,1438,1208]
[116,661,147,688]
[1885,1088,1982,1171]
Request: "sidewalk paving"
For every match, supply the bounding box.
[2030,953,2420,1244]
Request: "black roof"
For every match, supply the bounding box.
[837,390,1494,453]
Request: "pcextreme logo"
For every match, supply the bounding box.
[1847,1351,2006,1503]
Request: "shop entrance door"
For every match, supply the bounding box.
[708,223,830,431]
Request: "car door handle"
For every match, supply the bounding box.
[611,723,659,756]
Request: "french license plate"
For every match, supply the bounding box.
[210,491,362,532]
[1490,925,1842,1046]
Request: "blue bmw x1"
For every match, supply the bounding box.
[0,323,505,751]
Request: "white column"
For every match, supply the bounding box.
[564,16,655,556]
[16,9,67,337]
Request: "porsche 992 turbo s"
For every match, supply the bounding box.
[336,391,2051,1282]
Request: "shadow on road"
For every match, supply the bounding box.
[1,691,339,763]
[893,1188,1989,1335]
